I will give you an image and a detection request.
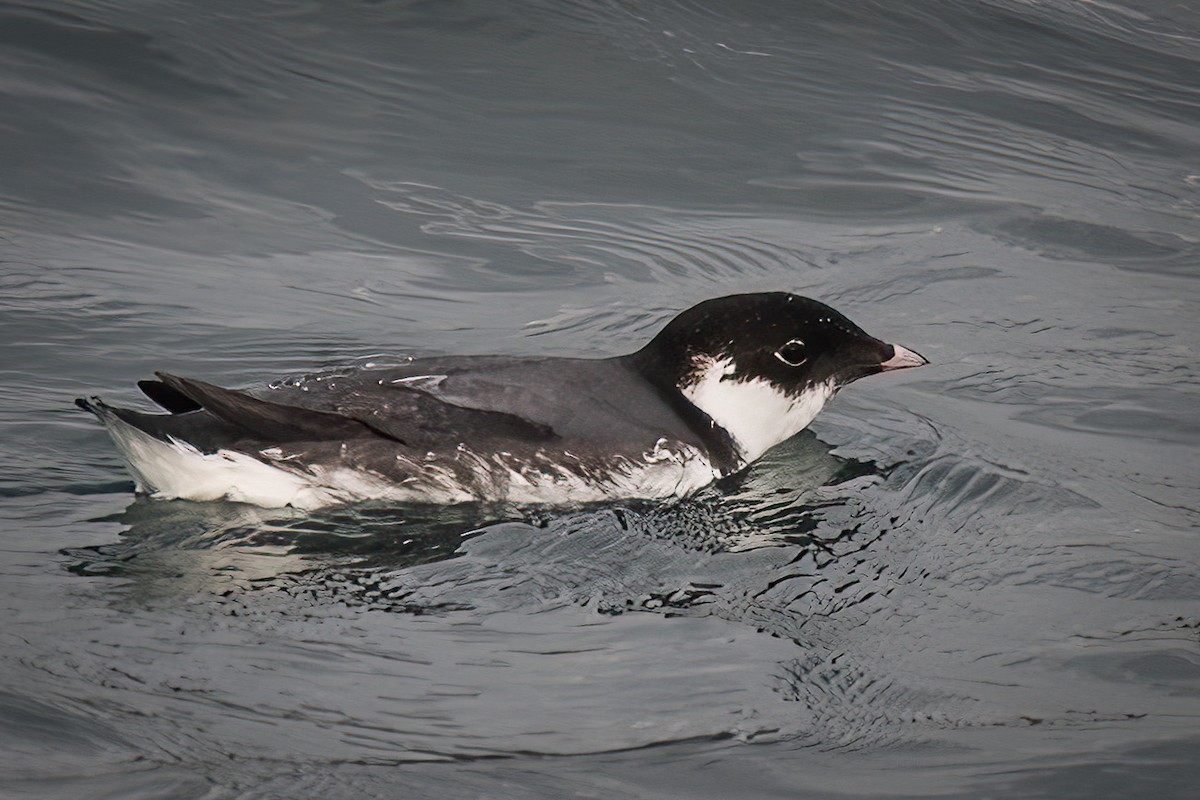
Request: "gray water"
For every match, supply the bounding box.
[2,1,1199,797]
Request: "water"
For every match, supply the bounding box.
[2,0,1198,797]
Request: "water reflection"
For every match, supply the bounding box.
[5,0,1199,794]
[63,431,878,610]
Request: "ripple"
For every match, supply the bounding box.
[4,0,1200,794]
[352,176,806,289]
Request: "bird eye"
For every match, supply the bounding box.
[774,339,807,367]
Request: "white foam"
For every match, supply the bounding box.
[681,357,835,463]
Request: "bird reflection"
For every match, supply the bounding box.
[62,431,885,613]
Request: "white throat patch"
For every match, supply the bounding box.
[680,357,835,464]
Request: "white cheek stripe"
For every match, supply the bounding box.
[681,357,834,463]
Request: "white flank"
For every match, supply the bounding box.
[98,409,720,509]
[681,357,835,463]
[486,439,720,504]
[100,412,379,509]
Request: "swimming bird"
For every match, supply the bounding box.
[76,292,927,509]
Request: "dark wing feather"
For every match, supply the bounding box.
[138,379,202,413]
[155,372,400,443]
[333,387,558,449]
[148,372,557,453]
[76,396,245,452]
[246,355,722,459]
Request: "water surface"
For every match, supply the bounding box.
[2,1,1198,797]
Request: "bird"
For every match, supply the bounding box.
[76,292,928,509]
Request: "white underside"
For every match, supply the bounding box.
[100,412,720,510]
[682,357,835,463]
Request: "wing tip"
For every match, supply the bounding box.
[139,377,203,413]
